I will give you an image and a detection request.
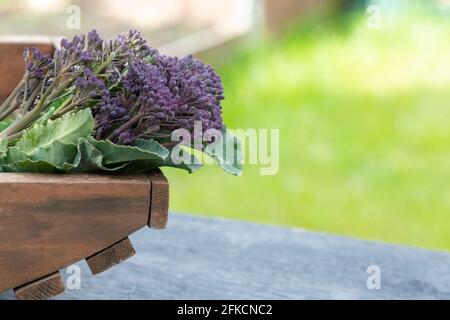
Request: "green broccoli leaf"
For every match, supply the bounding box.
[72,137,201,174]
[0,164,16,172]
[26,141,76,170]
[16,108,94,154]
[204,127,243,176]
[13,159,72,173]
[5,144,75,172]
[117,151,203,174]
[4,148,71,173]
[72,137,128,172]
[0,109,93,173]
[87,137,169,165]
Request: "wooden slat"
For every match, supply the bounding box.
[14,271,64,300]
[264,0,331,35]
[86,237,136,275]
[0,173,151,293]
[147,169,169,229]
[0,38,56,103]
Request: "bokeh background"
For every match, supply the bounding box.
[1,0,449,251]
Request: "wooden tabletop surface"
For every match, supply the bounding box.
[1,213,449,300]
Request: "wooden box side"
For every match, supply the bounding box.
[0,173,151,293]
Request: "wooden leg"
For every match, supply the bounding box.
[86,237,136,275]
[147,169,169,229]
[14,271,64,300]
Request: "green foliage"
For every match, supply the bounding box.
[0,108,242,175]
[72,137,126,172]
[89,138,169,165]
[16,108,94,153]
[72,137,170,172]
[204,127,243,176]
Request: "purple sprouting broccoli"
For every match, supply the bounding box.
[93,52,224,145]
[23,47,54,80]
[0,29,225,148]
[163,54,224,132]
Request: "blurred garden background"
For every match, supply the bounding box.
[1,0,449,251]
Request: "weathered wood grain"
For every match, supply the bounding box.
[86,237,136,275]
[0,214,441,300]
[0,37,56,103]
[147,169,169,229]
[0,173,152,293]
[14,271,64,300]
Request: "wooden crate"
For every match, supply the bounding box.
[0,171,169,300]
[0,37,170,300]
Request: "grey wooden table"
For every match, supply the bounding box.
[1,213,449,300]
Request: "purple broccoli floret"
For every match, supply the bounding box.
[19,29,226,146]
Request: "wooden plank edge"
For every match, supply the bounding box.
[86,237,136,275]
[147,169,169,229]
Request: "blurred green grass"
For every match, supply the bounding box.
[164,8,450,251]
